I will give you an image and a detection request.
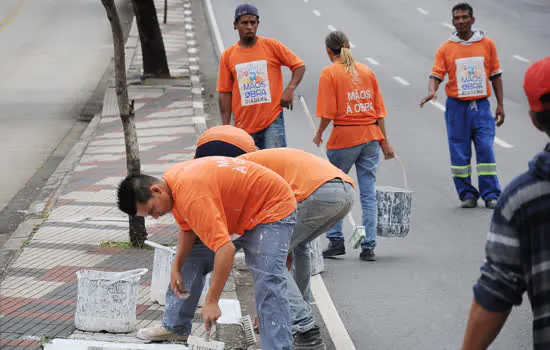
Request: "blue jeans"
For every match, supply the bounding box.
[445,97,501,201]
[290,181,354,305]
[250,112,287,149]
[326,141,380,249]
[163,213,297,350]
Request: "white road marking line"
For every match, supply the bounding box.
[328,24,337,31]
[204,0,225,54]
[393,76,411,86]
[417,7,429,15]
[428,101,514,148]
[440,22,454,30]
[513,54,530,63]
[350,42,356,48]
[310,275,356,350]
[365,57,380,66]
[313,9,321,16]
[494,137,514,148]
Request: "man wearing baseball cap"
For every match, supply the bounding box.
[462,56,550,349]
[217,3,306,149]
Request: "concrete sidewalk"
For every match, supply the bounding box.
[0,0,244,348]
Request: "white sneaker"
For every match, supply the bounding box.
[136,325,188,342]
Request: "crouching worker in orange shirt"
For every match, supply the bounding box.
[117,157,297,350]
[192,125,355,349]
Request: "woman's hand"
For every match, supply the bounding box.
[381,141,395,160]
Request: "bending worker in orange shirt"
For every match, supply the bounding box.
[217,3,306,149]
[420,3,504,209]
[117,158,297,349]
[313,30,395,261]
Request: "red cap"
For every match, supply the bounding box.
[523,56,550,112]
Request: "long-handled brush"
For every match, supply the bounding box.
[298,94,366,249]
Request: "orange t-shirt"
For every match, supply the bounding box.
[196,125,257,153]
[430,37,501,100]
[162,158,296,252]
[217,37,305,134]
[316,62,386,150]
[239,148,355,202]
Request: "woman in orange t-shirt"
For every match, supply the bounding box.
[313,30,394,261]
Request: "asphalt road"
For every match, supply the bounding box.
[209,0,550,348]
[0,0,132,237]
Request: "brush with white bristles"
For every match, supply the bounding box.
[187,322,225,350]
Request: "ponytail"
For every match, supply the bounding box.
[340,47,356,75]
[325,30,357,75]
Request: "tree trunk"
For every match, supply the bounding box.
[101,0,147,247]
[131,0,170,78]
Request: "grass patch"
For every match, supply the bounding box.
[98,240,154,250]
[98,240,133,249]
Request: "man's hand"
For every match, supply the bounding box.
[280,87,295,110]
[313,133,323,147]
[381,141,395,160]
[200,301,222,332]
[419,91,437,108]
[170,270,189,300]
[495,104,505,127]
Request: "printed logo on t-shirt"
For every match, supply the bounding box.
[455,56,487,98]
[236,60,272,106]
[346,89,374,114]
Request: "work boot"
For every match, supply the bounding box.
[293,325,327,349]
[461,197,477,208]
[485,198,498,209]
[322,240,345,257]
[359,248,376,261]
[136,325,188,342]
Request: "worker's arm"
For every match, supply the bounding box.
[280,65,306,110]
[491,75,505,126]
[219,92,233,125]
[377,118,394,159]
[419,77,442,107]
[313,117,331,147]
[200,241,237,331]
[170,230,197,298]
[462,299,510,349]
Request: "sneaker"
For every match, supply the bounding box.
[293,325,327,349]
[359,248,376,261]
[322,240,345,257]
[485,198,498,209]
[136,325,188,342]
[461,197,477,208]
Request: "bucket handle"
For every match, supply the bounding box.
[379,156,409,190]
[144,240,176,254]
[103,268,149,286]
[298,94,409,190]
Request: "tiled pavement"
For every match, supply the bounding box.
[0,0,226,348]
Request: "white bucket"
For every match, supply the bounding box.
[376,157,414,238]
[74,268,148,333]
[145,240,176,305]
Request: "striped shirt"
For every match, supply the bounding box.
[474,144,550,349]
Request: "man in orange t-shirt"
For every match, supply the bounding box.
[192,126,355,348]
[217,4,306,149]
[314,30,394,262]
[117,158,297,349]
[195,125,257,158]
[420,3,504,209]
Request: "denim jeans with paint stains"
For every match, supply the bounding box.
[290,180,354,313]
[326,140,380,250]
[250,112,287,149]
[162,212,297,350]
